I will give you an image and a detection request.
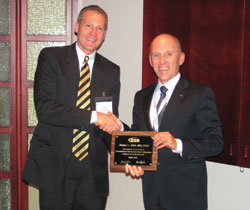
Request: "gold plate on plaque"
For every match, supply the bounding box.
[110,131,158,172]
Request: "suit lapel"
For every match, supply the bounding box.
[159,76,189,130]
[90,53,105,109]
[64,43,81,104]
[65,48,105,109]
[143,84,156,131]
[65,42,79,78]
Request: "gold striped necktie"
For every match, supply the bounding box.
[72,56,91,161]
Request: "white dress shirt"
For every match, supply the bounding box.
[75,43,97,123]
[76,43,96,78]
[150,73,183,154]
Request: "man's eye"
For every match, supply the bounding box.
[97,27,104,32]
[85,24,92,28]
[152,54,160,58]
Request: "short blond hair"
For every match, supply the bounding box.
[77,5,108,31]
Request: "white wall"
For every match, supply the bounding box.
[29,1,250,209]
[207,162,250,210]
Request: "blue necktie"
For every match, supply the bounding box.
[156,86,167,113]
[157,86,168,127]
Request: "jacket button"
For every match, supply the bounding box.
[65,154,71,158]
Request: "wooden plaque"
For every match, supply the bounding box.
[110,131,158,172]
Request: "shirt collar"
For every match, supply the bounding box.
[75,42,96,66]
[157,73,181,91]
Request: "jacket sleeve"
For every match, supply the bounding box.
[181,87,224,159]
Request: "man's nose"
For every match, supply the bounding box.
[160,55,167,64]
[90,27,97,36]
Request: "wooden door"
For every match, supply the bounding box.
[0,0,77,209]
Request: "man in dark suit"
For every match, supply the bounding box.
[125,34,223,210]
[22,5,122,210]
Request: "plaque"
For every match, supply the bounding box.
[110,131,158,172]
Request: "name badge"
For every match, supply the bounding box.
[95,96,113,114]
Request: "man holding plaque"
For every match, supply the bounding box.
[125,34,223,210]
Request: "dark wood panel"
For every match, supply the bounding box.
[239,0,250,167]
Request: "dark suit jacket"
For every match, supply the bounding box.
[22,43,120,197]
[131,76,223,210]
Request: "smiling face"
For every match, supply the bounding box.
[149,34,185,84]
[74,10,107,55]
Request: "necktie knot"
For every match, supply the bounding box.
[160,86,167,97]
[84,56,89,62]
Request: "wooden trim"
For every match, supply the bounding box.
[0,128,11,133]
[0,81,12,87]
[0,172,11,178]
[18,1,75,209]
[71,0,78,43]
[66,0,72,44]
[0,35,11,41]
[26,35,67,42]
[16,0,24,209]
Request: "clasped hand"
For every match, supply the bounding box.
[95,112,122,134]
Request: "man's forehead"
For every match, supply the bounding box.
[151,43,180,54]
[151,46,176,53]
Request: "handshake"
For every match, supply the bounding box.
[95,112,122,134]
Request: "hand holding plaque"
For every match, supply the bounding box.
[125,164,144,178]
[110,131,158,172]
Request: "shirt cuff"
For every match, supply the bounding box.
[90,111,97,124]
[120,123,124,131]
[91,111,124,132]
[172,138,183,156]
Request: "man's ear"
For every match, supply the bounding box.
[74,22,79,35]
[179,52,185,66]
[149,55,153,67]
[102,31,107,42]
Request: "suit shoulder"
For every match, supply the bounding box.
[40,44,72,56]
[96,53,120,69]
[185,78,212,91]
[183,78,215,100]
[38,44,77,67]
[135,83,156,97]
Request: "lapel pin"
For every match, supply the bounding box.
[179,94,184,97]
